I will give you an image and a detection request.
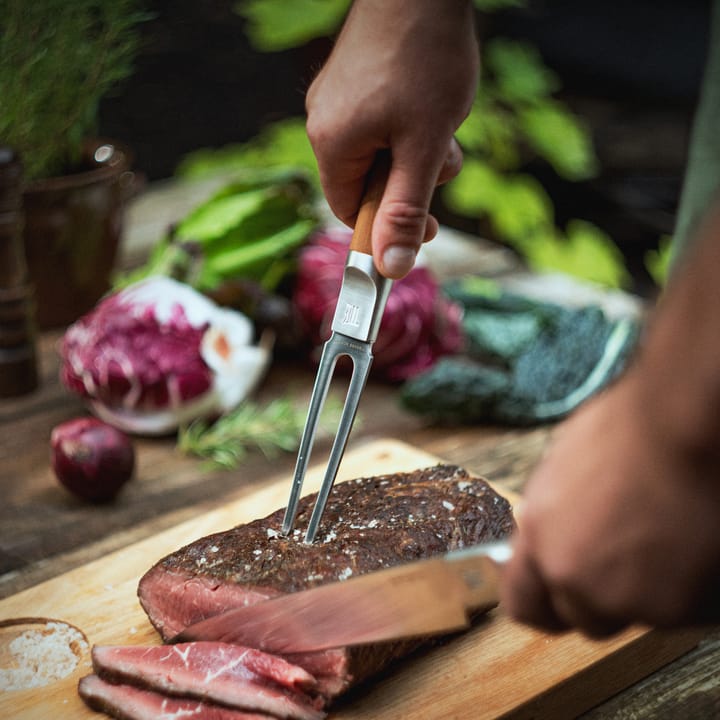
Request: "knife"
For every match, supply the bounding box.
[171,540,512,653]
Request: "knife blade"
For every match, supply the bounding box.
[171,540,512,653]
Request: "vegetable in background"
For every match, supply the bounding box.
[177,119,319,184]
[51,417,135,502]
[401,280,640,424]
[178,395,345,469]
[117,167,319,294]
[292,230,464,381]
[60,276,271,435]
[224,1,629,290]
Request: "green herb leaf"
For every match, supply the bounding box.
[518,102,598,181]
[178,395,347,469]
[522,221,630,289]
[446,160,554,244]
[443,157,505,217]
[486,39,560,104]
[491,175,555,243]
[456,99,520,169]
[115,167,318,293]
[177,119,320,184]
[235,0,350,51]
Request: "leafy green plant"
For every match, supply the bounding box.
[238,0,351,51]
[177,119,320,183]
[179,398,309,468]
[116,167,319,292]
[186,1,627,288]
[235,0,526,52]
[444,38,629,287]
[0,0,147,179]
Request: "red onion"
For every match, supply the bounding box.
[51,418,135,502]
[293,230,465,381]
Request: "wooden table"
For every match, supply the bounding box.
[1,183,718,716]
[2,330,718,718]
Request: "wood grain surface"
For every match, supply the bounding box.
[0,232,716,718]
[0,439,701,720]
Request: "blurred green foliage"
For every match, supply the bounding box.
[183,0,633,289]
[178,119,320,182]
[0,0,147,179]
[237,0,351,51]
[116,167,318,292]
[444,38,628,287]
[236,0,526,51]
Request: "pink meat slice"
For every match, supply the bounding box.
[78,674,277,720]
[93,643,316,692]
[91,643,325,720]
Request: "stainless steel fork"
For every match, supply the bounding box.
[281,157,391,543]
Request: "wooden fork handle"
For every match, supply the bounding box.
[349,152,391,255]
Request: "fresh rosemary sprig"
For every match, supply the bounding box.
[177,395,346,469]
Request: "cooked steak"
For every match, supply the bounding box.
[78,674,279,720]
[138,465,515,697]
[90,643,324,720]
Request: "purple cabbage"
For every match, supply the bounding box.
[61,277,271,435]
[293,230,464,381]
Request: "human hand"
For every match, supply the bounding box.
[305,0,479,279]
[501,372,720,637]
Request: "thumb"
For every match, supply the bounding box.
[372,148,442,279]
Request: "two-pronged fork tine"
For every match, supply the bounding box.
[281,334,373,543]
[281,155,391,543]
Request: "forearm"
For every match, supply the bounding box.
[632,198,720,459]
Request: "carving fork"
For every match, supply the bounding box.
[282,156,391,543]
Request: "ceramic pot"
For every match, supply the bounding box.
[22,139,135,329]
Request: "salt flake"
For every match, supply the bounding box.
[338,567,353,581]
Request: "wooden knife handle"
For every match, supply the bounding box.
[453,553,504,612]
[445,543,511,612]
[349,152,391,255]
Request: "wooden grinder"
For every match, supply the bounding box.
[0,147,39,397]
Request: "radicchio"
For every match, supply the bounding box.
[293,230,464,381]
[60,277,271,435]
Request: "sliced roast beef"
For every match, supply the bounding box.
[138,465,515,697]
[90,643,324,720]
[78,674,277,720]
[93,643,316,692]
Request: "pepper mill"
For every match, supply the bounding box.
[0,147,39,397]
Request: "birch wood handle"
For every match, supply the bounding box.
[349,153,391,255]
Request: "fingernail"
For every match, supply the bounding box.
[382,246,417,277]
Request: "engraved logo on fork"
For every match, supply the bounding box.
[342,303,361,327]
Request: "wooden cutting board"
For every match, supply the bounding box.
[0,439,700,720]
